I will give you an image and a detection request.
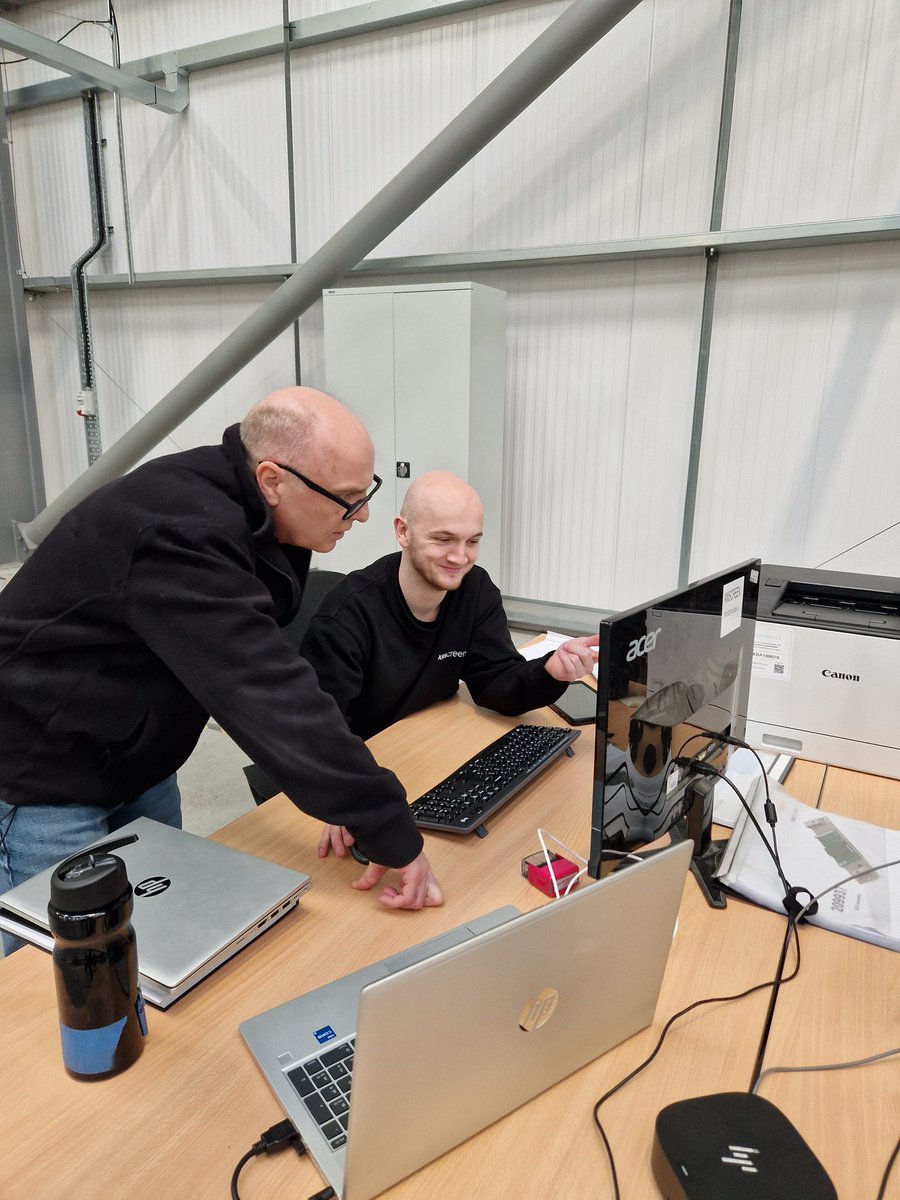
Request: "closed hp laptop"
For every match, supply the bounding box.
[0,816,310,1008]
[240,839,691,1200]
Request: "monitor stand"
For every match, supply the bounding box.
[588,774,731,905]
[681,777,728,909]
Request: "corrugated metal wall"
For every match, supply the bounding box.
[3,0,898,610]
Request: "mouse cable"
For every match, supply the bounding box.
[592,920,802,1200]
[230,1119,304,1200]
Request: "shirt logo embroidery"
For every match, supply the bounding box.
[437,650,467,660]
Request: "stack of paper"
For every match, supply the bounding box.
[715,784,899,951]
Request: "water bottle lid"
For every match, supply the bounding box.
[49,833,138,914]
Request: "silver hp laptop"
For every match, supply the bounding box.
[240,839,691,1200]
[0,817,310,1008]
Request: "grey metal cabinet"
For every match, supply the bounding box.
[321,282,507,580]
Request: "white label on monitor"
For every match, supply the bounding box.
[751,621,793,681]
[720,577,744,638]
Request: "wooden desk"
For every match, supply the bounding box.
[1,700,897,1200]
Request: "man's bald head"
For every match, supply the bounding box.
[240,386,371,474]
[243,386,378,552]
[399,471,483,531]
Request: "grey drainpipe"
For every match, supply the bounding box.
[19,0,642,550]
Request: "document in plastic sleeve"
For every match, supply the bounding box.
[715,783,899,951]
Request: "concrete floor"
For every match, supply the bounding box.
[178,721,257,836]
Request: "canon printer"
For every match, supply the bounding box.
[745,565,900,778]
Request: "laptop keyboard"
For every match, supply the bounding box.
[409,723,580,834]
[287,1039,355,1149]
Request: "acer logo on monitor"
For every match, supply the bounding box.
[626,628,661,662]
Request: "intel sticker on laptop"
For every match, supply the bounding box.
[314,1025,337,1045]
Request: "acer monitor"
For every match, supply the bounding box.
[587,560,761,906]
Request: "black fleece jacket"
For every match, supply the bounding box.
[0,427,422,867]
[300,553,567,741]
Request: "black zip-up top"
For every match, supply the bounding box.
[0,426,422,867]
[300,553,566,741]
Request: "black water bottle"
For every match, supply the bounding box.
[48,833,148,1080]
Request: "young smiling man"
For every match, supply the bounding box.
[0,386,441,927]
[299,470,598,861]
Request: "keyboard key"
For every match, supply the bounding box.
[286,1066,315,1098]
[320,1042,354,1068]
[303,1092,332,1127]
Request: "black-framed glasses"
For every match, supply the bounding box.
[274,463,383,520]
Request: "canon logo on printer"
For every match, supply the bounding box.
[821,669,860,683]
[135,877,171,897]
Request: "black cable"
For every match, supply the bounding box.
[676,730,822,922]
[230,1119,303,1200]
[230,1147,259,1200]
[675,758,794,898]
[747,914,798,1090]
[1,16,108,66]
[592,927,802,1199]
[876,1134,900,1200]
[751,854,900,1089]
[681,729,775,814]
[594,858,900,1196]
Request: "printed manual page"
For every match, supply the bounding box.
[715,783,899,952]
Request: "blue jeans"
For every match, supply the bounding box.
[0,774,182,955]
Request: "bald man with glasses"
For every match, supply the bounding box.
[0,387,441,945]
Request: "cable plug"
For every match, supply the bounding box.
[713,731,745,749]
[231,1120,305,1200]
[672,757,719,778]
[255,1119,304,1156]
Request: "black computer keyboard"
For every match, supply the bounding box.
[409,723,580,836]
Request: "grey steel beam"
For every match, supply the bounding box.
[5,0,515,112]
[21,214,900,293]
[0,18,189,112]
[18,0,643,548]
[679,0,743,586]
[0,91,45,562]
